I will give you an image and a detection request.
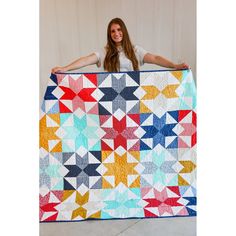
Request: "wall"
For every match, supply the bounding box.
[40,0,196,101]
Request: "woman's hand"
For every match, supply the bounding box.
[51,66,67,74]
[174,63,190,70]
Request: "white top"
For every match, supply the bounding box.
[94,45,148,72]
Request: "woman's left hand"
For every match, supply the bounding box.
[174,63,190,70]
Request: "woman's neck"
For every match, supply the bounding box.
[116,45,123,52]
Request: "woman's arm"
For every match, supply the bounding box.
[143,53,189,70]
[51,53,98,73]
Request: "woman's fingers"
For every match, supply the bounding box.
[184,63,190,69]
[51,67,62,74]
[180,63,190,69]
[51,67,57,73]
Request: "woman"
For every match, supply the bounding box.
[51,18,189,73]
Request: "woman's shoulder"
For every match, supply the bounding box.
[134,45,147,55]
[94,47,106,57]
[134,44,143,49]
[99,46,107,53]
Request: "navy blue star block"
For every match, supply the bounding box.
[84,164,101,176]
[89,151,101,162]
[44,86,57,100]
[127,71,140,85]
[64,165,82,177]
[120,87,139,100]
[99,103,112,115]
[64,179,76,190]
[50,73,58,85]
[99,88,118,101]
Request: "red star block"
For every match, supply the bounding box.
[101,116,139,150]
[84,73,97,86]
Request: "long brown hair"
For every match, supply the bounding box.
[104,18,139,72]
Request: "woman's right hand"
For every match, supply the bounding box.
[51,66,67,74]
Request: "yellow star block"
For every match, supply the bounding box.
[179,161,196,173]
[39,115,62,152]
[142,86,160,99]
[72,191,89,219]
[103,152,139,188]
[161,84,179,98]
[171,71,183,82]
[178,174,190,186]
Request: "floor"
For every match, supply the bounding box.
[40,216,196,236]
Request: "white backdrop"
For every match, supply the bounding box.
[40,0,196,101]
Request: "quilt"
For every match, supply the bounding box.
[39,69,196,222]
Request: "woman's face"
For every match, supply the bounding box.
[110,23,123,46]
